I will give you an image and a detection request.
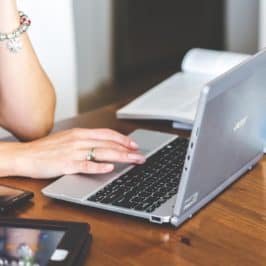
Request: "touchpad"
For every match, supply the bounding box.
[129,129,177,157]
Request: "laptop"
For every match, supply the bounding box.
[42,49,266,227]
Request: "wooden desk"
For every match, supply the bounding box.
[1,102,265,266]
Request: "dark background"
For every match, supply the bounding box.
[79,0,225,112]
[114,0,224,83]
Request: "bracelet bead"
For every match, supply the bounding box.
[0,11,31,53]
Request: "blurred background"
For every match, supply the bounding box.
[17,0,263,122]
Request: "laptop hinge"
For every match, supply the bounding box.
[170,212,194,227]
[170,216,179,227]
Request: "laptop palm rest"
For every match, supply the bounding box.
[42,129,177,200]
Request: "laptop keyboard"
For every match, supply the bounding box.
[88,137,189,213]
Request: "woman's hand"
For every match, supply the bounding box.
[0,128,146,179]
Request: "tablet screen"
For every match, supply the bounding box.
[0,226,65,266]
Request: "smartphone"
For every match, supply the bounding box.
[0,184,34,213]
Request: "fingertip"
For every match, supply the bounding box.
[102,164,114,172]
[130,140,139,150]
[136,158,146,164]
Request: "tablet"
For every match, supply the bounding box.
[0,218,92,266]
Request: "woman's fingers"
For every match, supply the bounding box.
[68,128,139,150]
[74,160,114,174]
[81,147,146,164]
[71,147,145,175]
[68,139,130,152]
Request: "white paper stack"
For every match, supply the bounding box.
[116,48,250,130]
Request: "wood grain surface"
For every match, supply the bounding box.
[0,102,265,266]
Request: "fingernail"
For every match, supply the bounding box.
[128,153,145,162]
[130,141,139,149]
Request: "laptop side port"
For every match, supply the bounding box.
[150,216,163,224]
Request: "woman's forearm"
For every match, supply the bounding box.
[0,0,56,141]
[0,0,19,31]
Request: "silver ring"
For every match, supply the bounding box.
[86,148,96,161]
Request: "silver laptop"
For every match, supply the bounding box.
[42,49,266,227]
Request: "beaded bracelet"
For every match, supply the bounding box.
[0,11,31,53]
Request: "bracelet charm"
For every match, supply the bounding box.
[6,37,23,53]
[0,11,31,53]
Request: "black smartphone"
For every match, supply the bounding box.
[0,184,34,213]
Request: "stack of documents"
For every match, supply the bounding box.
[116,48,250,129]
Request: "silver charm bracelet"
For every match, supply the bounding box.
[0,11,31,53]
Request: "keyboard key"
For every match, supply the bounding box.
[134,202,153,211]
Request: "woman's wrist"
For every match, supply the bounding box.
[0,142,24,177]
